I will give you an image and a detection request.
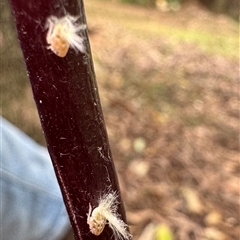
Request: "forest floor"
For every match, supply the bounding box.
[1,0,239,239]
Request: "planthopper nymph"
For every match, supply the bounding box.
[45,14,86,57]
[87,191,132,240]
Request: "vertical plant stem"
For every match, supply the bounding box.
[9,0,128,239]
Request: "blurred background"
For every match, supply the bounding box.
[1,0,239,239]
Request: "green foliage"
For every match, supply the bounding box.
[121,0,156,7]
[199,0,239,20]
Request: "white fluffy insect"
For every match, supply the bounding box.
[87,191,132,240]
[45,14,86,57]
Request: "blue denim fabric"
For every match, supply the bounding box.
[0,117,70,240]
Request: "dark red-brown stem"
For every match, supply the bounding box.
[9,0,128,239]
